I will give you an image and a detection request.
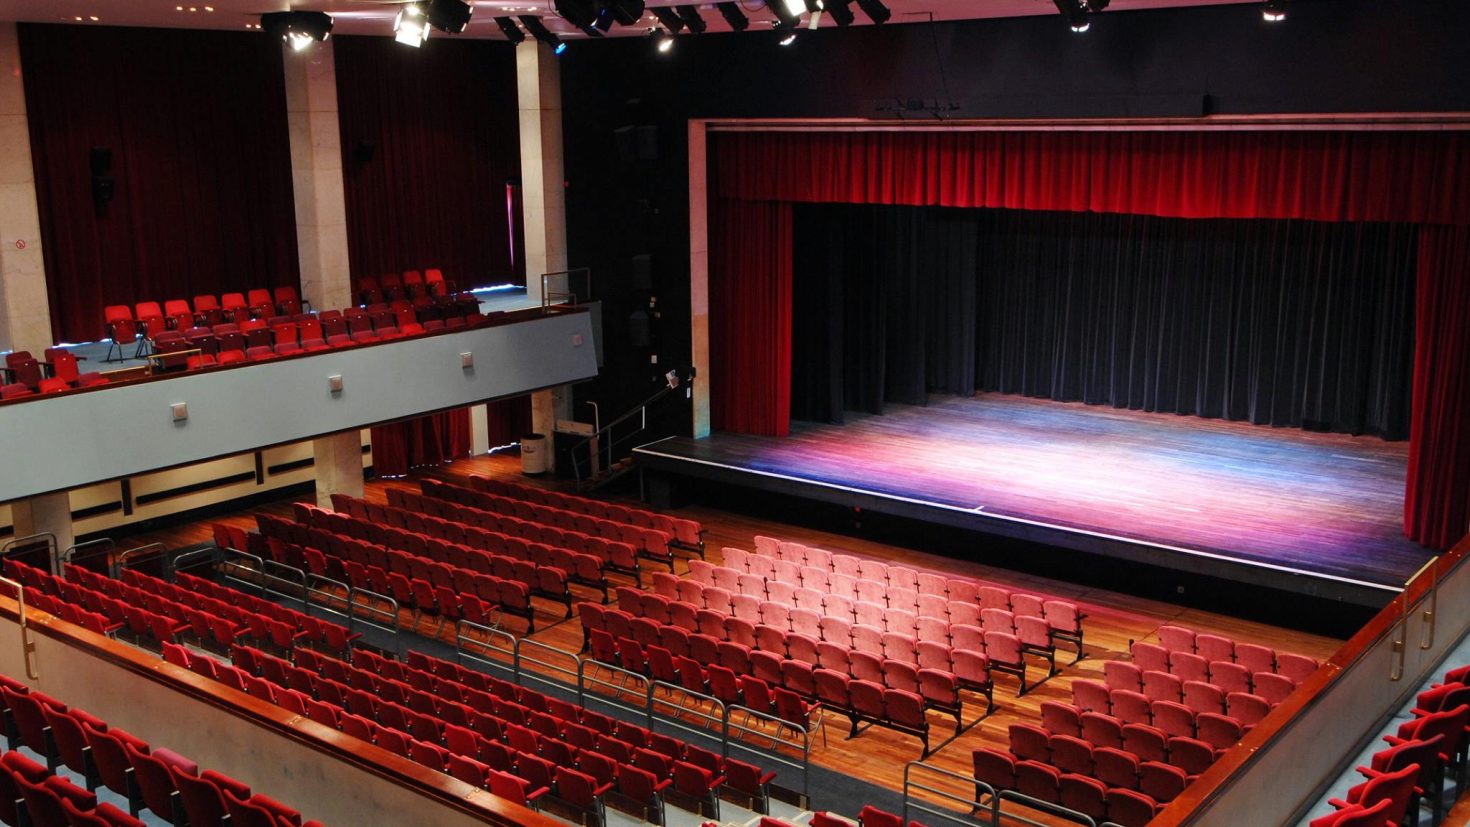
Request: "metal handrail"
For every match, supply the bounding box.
[725,703,812,804]
[539,267,592,310]
[577,657,651,713]
[0,575,38,679]
[515,636,581,698]
[2,534,58,577]
[997,790,1097,827]
[649,680,727,739]
[116,543,169,575]
[345,587,402,655]
[456,619,520,681]
[904,761,998,827]
[60,539,115,576]
[569,374,686,484]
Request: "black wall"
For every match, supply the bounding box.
[557,0,1470,420]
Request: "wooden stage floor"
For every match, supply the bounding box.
[634,394,1432,606]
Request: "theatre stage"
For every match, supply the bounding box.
[633,395,1431,607]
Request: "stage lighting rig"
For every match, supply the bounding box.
[260,11,333,50]
[393,3,430,47]
[716,2,749,31]
[1262,0,1286,21]
[520,15,567,52]
[854,0,889,24]
[427,0,473,33]
[494,16,527,41]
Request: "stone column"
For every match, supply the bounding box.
[313,431,363,509]
[517,42,572,467]
[688,121,710,437]
[0,23,53,357]
[283,40,352,314]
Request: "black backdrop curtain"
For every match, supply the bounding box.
[334,37,522,290]
[19,24,300,344]
[791,205,1417,439]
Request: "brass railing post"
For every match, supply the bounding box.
[0,576,38,680]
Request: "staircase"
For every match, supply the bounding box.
[570,369,692,492]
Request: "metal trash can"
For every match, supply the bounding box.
[520,433,547,475]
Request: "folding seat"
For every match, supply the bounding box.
[1151,700,1196,738]
[1030,700,1081,739]
[1094,745,1141,790]
[616,763,669,824]
[983,630,1026,692]
[783,608,818,641]
[1014,759,1061,804]
[828,573,858,602]
[721,757,776,816]
[1169,650,1210,685]
[1235,642,1276,674]
[851,625,884,656]
[689,633,722,666]
[1072,679,1111,714]
[1226,691,1271,728]
[814,668,852,717]
[855,579,887,607]
[1080,711,1124,750]
[887,609,919,639]
[3,685,56,758]
[1119,722,1167,764]
[731,594,762,623]
[1183,680,1226,716]
[489,766,550,810]
[1049,733,1095,776]
[272,322,302,355]
[1193,633,1234,664]
[1009,722,1051,762]
[736,573,766,599]
[718,640,753,675]
[822,594,854,622]
[1166,735,1216,776]
[888,588,920,615]
[1253,671,1296,706]
[916,640,952,673]
[813,640,848,675]
[882,632,918,664]
[1105,660,1144,693]
[104,306,141,361]
[952,649,993,707]
[665,600,697,632]
[631,616,663,650]
[845,650,881,685]
[1139,760,1187,802]
[1106,788,1159,827]
[744,650,782,688]
[757,601,790,631]
[1142,670,1184,703]
[882,660,921,695]
[972,747,1016,799]
[1157,625,1196,654]
[1056,773,1108,822]
[847,677,885,729]
[703,586,734,616]
[124,741,192,823]
[710,566,739,593]
[1195,712,1244,751]
[1277,653,1319,684]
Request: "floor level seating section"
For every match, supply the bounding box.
[1003,717,1213,800]
[421,479,675,572]
[1067,681,1249,752]
[733,537,1087,665]
[330,493,611,603]
[385,487,638,587]
[0,668,323,827]
[580,598,987,756]
[467,474,705,558]
[297,499,585,614]
[222,639,780,824]
[1129,625,1322,709]
[974,745,1169,827]
[252,514,536,633]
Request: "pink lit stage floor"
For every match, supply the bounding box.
[634,394,1430,605]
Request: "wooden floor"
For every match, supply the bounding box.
[121,449,1347,816]
[637,394,1430,602]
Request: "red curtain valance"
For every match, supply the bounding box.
[713,130,1470,226]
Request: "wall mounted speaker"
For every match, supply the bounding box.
[89,147,112,177]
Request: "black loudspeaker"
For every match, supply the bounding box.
[90,147,112,177]
[613,125,636,162]
[353,140,376,164]
[631,253,652,290]
[92,177,115,204]
[613,125,660,162]
[635,125,659,161]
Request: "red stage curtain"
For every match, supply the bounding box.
[485,396,534,448]
[371,409,473,478]
[1406,226,1470,550]
[709,199,794,436]
[18,24,300,344]
[334,37,522,290]
[713,131,1470,225]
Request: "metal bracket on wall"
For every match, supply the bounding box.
[0,576,39,680]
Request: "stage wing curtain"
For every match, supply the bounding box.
[713,130,1470,225]
[18,24,300,344]
[371,409,473,478]
[334,37,521,290]
[1406,226,1470,549]
[710,199,793,436]
[485,395,534,448]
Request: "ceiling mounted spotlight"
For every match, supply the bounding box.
[716,2,749,31]
[427,0,473,33]
[393,3,430,47]
[802,0,822,13]
[260,10,333,50]
[675,5,706,34]
[773,19,796,45]
[655,29,675,52]
[553,0,603,36]
[766,0,800,28]
[519,15,567,52]
[853,0,889,24]
[604,0,646,27]
[1052,0,1089,31]
[651,7,686,33]
[1262,0,1286,21]
[494,15,526,41]
[824,0,853,26]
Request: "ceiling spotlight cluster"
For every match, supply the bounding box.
[1262,0,1287,22]
[1052,0,1108,32]
[393,0,474,48]
[260,11,333,51]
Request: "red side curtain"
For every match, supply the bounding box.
[1406,226,1470,550]
[713,131,1470,225]
[334,36,522,290]
[709,199,794,436]
[370,409,473,478]
[485,396,534,448]
[18,24,300,343]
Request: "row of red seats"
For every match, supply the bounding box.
[971,745,1165,827]
[4,561,185,653]
[0,349,108,400]
[1076,674,1275,729]
[422,479,675,566]
[1005,721,1203,800]
[333,494,614,600]
[105,288,305,341]
[251,520,533,631]
[386,487,639,583]
[1149,624,1320,683]
[0,672,320,827]
[653,571,1070,682]
[592,591,1010,703]
[1034,698,1231,766]
[1104,654,1302,708]
[1069,681,1250,749]
[290,504,577,614]
[805,806,927,827]
[356,270,455,305]
[468,474,705,555]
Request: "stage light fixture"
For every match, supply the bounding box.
[554,0,603,35]
[427,0,473,33]
[393,3,430,47]
[773,20,797,44]
[854,0,889,24]
[651,7,686,32]
[1051,0,1089,31]
[716,2,749,31]
[605,0,646,26]
[780,0,805,20]
[494,15,527,41]
[767,0,800,28]
[655,29,675,52]
[802,0,822,13]
[520,15,567,52]
[824,0,853,26]
[260,11,333,50]
[1262,0,1286,21]
[675,5,706,34]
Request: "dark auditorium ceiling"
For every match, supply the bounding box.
[0,0,1258,40]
